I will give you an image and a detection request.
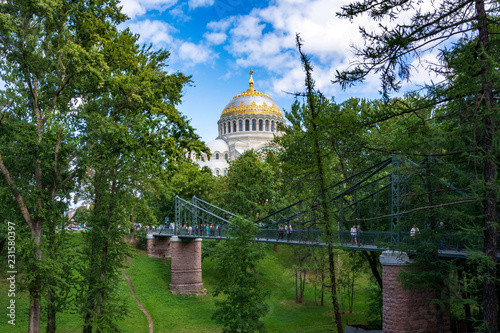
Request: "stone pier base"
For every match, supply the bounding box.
[146,234,171,258]
[169,236,204,295]
[380,251,450,333]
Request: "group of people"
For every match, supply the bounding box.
[166,223,223,237]
[277,223,293,241]
[350,225,363,246]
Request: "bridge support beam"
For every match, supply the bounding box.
[380,251,450,333]
[169,236,204,295]
[146,234,171,258]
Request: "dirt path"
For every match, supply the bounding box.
[122,269,154,333]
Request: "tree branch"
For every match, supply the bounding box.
[0,154,33,228]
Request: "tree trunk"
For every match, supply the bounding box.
[349,269,354,313]
[295,270,298,303]
[26,220,43,333]
[47,289,56,333]
[475,1,498,331]
[362,251,382,291]
[296,33,343,333]
[299,270,306,303]
[321,271,324,306]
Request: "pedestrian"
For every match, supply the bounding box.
[350,225,357,245]
[286,223,293,240]
[278,224,284,240]
[410,224,419,237]
[437,221,445,249]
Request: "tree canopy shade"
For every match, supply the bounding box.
[0,1,207,332]
[335,0,499,331]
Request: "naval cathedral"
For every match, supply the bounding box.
[194,70,284,176]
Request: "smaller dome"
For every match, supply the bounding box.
[206,139,229,154]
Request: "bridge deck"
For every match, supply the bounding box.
[149,231,499,259]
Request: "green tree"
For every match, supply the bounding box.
[217,149,283,220]
[212,217,269,333]
[0,1,127,331]
[75,27,207,331]
[336,1,499,331]
[272,34,346,333]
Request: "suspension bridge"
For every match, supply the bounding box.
[143,155,498,333]
[149,155,499,259]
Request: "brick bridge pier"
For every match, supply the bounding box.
[146,234,204,295]
[380,251,451,333]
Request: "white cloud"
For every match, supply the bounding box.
[204,31,227,45]
[207,17,235,32]
[230,16,265,39]
[203,0,375,94]
[188,0,214,10]
[169,5,190,21]
[179,41,216,66]
[409,51,445,88]
[128,19,177,46]
[120,0,178,19]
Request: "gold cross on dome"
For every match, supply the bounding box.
[249,69,253,76]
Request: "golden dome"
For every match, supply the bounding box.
[220,69,283,119]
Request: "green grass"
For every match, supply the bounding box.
[0,238,376,332]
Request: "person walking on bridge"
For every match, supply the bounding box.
[350,225,357,245]
[278,224,284,240]
[286,223,293,241]
[356,225,362,246]
[410,224,419,237]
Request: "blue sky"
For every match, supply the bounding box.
[119,0,441,143]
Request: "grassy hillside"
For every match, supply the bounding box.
[0,236,375,332]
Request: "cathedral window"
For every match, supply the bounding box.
[227,122,231,133]
[245,119,249,131]
[233,121,236,132]
[265,120,269,131]
[239,120,243,131]
[216,169,219,176]
[225,153,228,160]
[223,169,226,176]
[224,123,226,134]
[259,119,263,131]
[215,153,219,160]
[252,119,256,131]
[271,121,275,132]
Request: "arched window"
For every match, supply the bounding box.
[215,153,219,160]
[223,169,226,176]
[271,121,275,132]
[245,119,250,131]
[239,120,243,132]
[252,119,256,131]
[224,123,226,134]
[216,169,219,176]
[259,119,263,131]
[233,121,236,132]
[265,120,269,131]
[224,153,228,160]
